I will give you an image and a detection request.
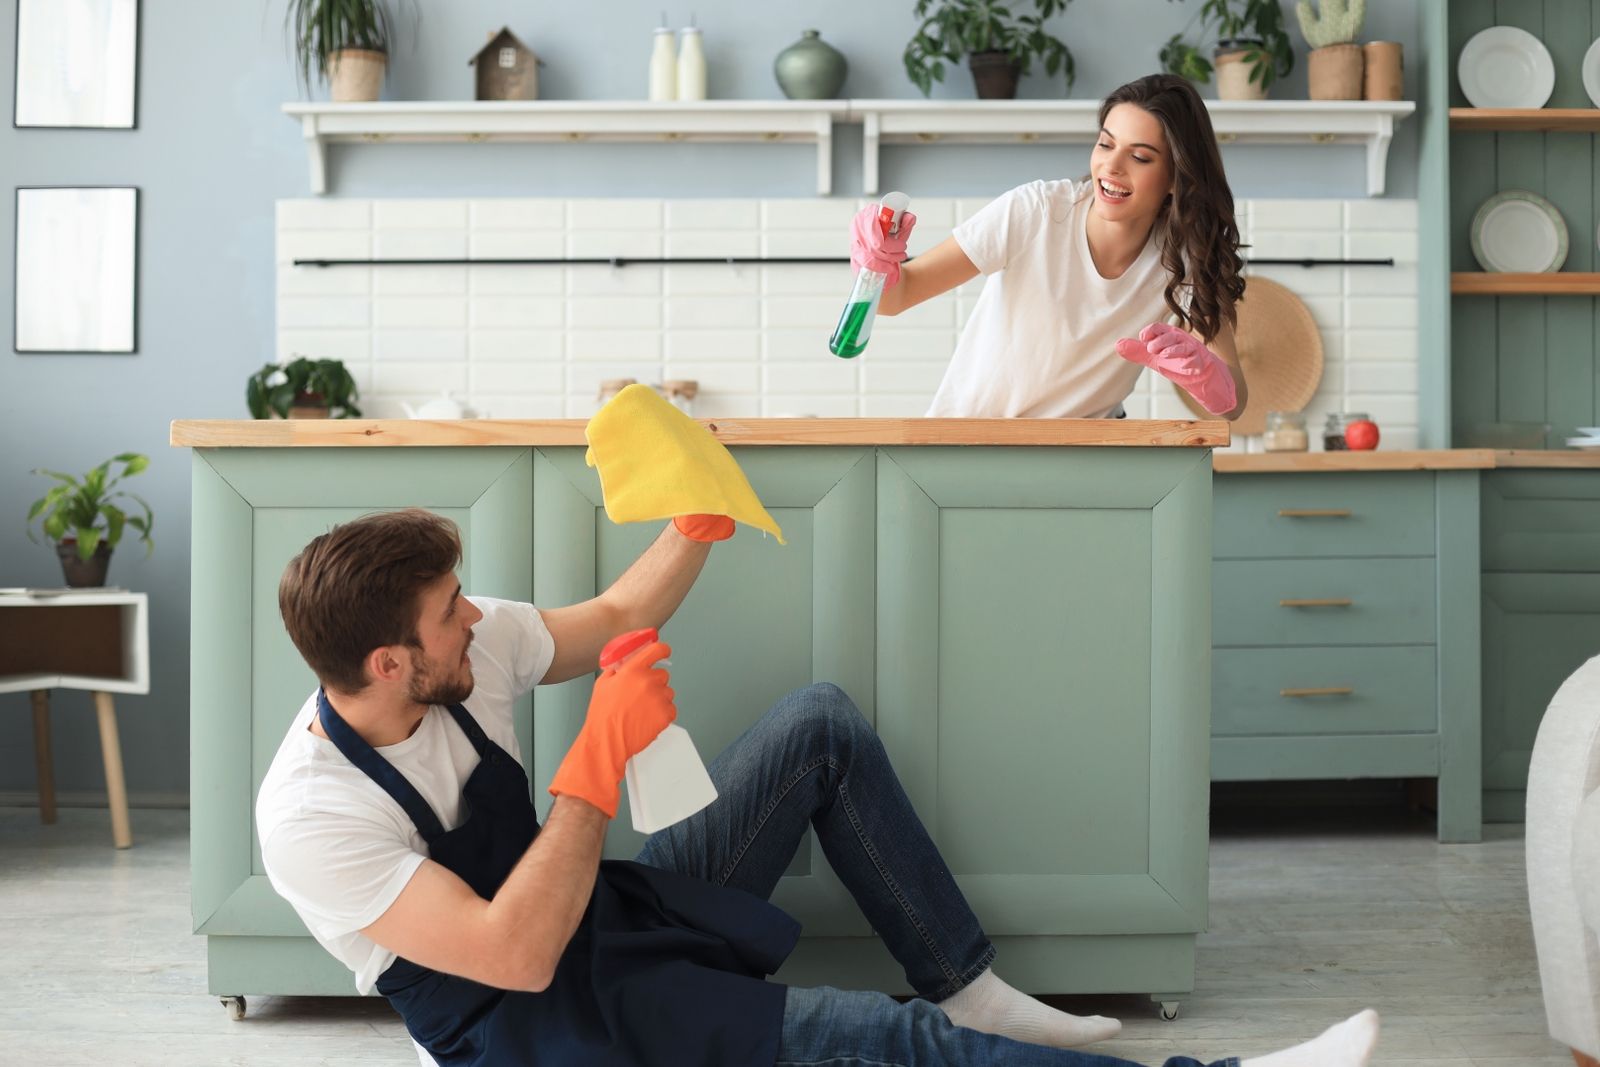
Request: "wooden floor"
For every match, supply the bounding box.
[0,802,1573,1066]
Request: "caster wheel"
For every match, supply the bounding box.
[1159,1001,1180,1021]
[222,995,247,1021]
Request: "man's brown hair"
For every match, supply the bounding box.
[278,507,463,694]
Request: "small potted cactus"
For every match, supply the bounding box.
[1297,0,1365,100]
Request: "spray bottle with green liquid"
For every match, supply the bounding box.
[828,191,911,359]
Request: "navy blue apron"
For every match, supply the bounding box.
[316,689,799,1067]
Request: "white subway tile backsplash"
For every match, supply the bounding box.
[667,200,760,230]
[469,231,566,260]
[470,330,566,362]
[765,359,859,395]
[372,361,469,393]
[471,297,563,329]
[374,230,469,259]
[375,330,467,363]
[665,297,761,330]
[665,330,763,362]
[374,297,467,329]
[278,199,371,231]
[375,200,468,230]
[470,199,565,230]
[469,361,565,395]
[279,297,370,329]
[568,297,660,330]
[277,196,1421,443]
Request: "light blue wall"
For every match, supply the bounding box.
[0,0,1422,800]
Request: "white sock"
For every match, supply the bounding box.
[1241,1009,1380,1067]
[936,968,1121,1049]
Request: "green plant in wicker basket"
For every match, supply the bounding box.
[1296,0,1365,49]
[903,0,1075,97]
[1160,0,1295,90]
[27,453,155,562]
[246,356,363,419]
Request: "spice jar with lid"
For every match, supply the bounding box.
[660,379,699,416]
[597,378,637,409]
[1263,411,1309,452]
[1323,411,1370,451]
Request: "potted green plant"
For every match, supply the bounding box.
[1297,0,1365,100]
[285,0,410,102]
[1161,0,1294,100]
[903,0,1074,100]
[246,356,363,420]
[27,453,155,588]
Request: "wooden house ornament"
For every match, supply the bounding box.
[470,27,541,101]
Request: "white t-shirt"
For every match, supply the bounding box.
[256,596,556,994]
[927,178,1185,419]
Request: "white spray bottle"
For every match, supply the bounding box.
[600,627,717,834]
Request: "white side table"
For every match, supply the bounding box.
[0,590,149,848]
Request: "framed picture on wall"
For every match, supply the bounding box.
[13,0,140,129]
[14,187,139,354]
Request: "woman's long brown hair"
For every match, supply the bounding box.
[1098,74,1245,343]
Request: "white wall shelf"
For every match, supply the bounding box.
[849,99,1415,197]
[285,98,1415,199]
[284,101,847,196]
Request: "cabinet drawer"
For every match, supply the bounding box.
[1482,471,1600,573]
[1213,646,1437,736]
[1215,473,1435,559]
[1213,557,1436,646]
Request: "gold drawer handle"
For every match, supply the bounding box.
[1279,598,1354,608]
[1278,508,1352,518]
[1281,686,1354,698]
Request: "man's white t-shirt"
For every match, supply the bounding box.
[927,178,1185,419]
[255,597,556,994]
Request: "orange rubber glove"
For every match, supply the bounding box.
[548,640,676,818]
[673,514,736,542]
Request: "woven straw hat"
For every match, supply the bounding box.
[1175,275,1324,436]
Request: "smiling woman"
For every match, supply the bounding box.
[853,73,1248,424]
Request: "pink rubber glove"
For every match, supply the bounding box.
[1115,323,1239,416]
[849,205,918,289]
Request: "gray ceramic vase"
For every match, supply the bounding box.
[774,30,847,100]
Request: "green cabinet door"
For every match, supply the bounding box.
[1481,571,1600,821]
[190,447,535,996]
[531,447,876,944]
[873,447,1212,998]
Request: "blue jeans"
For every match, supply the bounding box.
[636,684,1236,1067]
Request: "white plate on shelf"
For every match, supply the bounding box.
[1584,36,1600,108]
[1470,190,1569,273]
[1458,26,1556,108]
[1566,437,1600,449]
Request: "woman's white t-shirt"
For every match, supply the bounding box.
[927,178,1183,419]
[255,597,555,994]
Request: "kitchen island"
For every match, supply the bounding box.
[171,416,1225,1017]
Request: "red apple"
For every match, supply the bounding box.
[1344,419,1380,450]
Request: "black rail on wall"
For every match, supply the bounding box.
[291,256,1396,268]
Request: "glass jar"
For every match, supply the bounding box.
[597,378,637,409]
[1263,411,1309,452]
[660,379,698,416]
[1323,411,1369,451]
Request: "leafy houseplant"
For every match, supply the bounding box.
[904,0,1074,100]
[285,0,408,102]
[1161,0,1294,100]
[28,453,155,587]
[246,356,363,420]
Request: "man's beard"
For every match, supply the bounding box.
[407,646,474,707]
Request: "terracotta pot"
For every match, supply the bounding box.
[1214,40,1268,101]
[1307,43,1364,101]
[1362,41,1404,100]
[968,51,1020,100]
[57,540,113,588]
[327,48,386,102]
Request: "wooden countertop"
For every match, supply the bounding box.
[1215,449,1600,472]
[169,417,1229,449]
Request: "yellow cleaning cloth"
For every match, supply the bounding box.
[584,384,785,544]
